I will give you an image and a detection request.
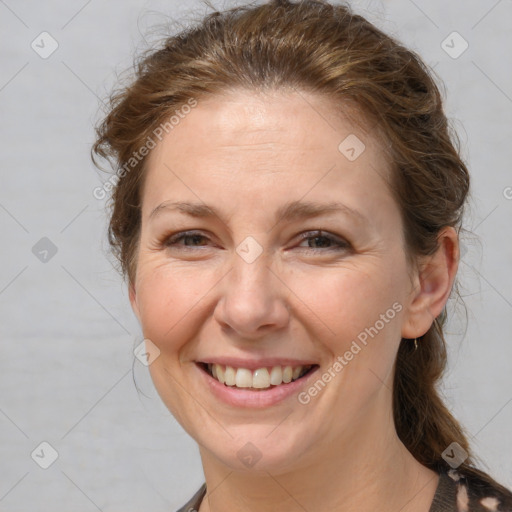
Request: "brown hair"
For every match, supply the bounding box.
[91,0,509,492]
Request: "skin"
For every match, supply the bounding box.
[129,89,459,512]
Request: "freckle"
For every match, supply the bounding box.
[480,496,500,510]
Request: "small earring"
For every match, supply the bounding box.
[414,338,418,350]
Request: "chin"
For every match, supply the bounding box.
[199,425,311,475]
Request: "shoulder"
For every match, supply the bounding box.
[432,468,512,512]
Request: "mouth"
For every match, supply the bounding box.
[196,362,320,391]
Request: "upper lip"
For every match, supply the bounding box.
[196,357,319,371]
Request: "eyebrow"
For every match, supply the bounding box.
[148,199,367,226]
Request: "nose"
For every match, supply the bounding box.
[213,254,290,339]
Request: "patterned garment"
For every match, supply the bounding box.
[430,469,512,511]
[175,468,512,511]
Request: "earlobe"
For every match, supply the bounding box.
[401,226,459,339]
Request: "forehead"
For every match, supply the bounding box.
[141,88,393,218]
[150,88,381,153]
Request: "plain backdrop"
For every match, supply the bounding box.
[1,0,511,510]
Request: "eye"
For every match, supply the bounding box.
[163,230,211,248]
[295,230,351,252]
[160,229,351,253]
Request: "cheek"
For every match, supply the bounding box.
[134,247,408,363]
[134,261,217,347]
[290,262,404,339]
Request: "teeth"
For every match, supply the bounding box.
[253,368,270,388]
[206,364,312,389]
[235,368,253,388]
[216,364,225,384]
[225,366,236,386]
[269,366,282,385]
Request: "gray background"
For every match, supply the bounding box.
[1,0,511,510]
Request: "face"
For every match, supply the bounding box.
[129,89,420,474]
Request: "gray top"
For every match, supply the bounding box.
[175,468,512,511]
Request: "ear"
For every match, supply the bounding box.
[129,282,141,323]
[401,226,459,339]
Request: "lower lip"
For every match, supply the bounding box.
[195,363,320,408]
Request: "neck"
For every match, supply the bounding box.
[197,400,439,512]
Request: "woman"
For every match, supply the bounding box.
[92,1,512,510]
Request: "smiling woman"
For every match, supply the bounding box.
[91,1,512,511]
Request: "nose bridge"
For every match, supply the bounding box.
[214,239,289,335]
[230,239,276,305]
[232,245,271,293]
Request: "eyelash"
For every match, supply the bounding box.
[162,230,351,252]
